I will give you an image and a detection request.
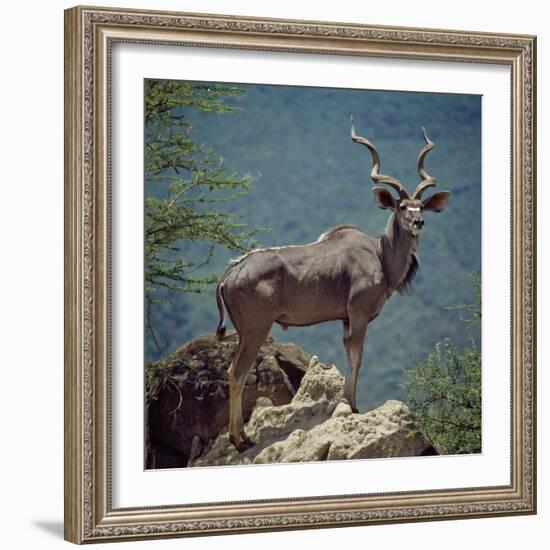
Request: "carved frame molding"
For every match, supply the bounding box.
[64,5,536,544]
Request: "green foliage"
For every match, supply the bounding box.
[403,275,481,454]
[446,272,482,327]
[145,80,261,355]
[145,359,169,404]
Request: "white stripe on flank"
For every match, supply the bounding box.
[229,227,353,265]
[230,240,319,265]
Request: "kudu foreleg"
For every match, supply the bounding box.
[342,318,368,413]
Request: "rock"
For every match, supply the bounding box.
[189,361,343,467]
[191,359,437,467]
[147,333,311,469]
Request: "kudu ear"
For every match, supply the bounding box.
[372,187,396,210]
[422,191,450,212]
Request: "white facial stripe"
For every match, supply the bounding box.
[407,207,421,212]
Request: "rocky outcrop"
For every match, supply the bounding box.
[147,333,311,469]
[191,357,437,467]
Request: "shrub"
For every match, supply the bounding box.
[403,275,481,454]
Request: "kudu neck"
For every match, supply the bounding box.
[380,212,418,292]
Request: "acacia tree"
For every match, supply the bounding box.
[145,79,259,355]
[403,275,481,454]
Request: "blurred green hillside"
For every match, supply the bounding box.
[146,81,481,411]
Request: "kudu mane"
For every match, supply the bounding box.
[396,253,419,295]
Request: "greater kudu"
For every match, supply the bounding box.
[216,118,450,450]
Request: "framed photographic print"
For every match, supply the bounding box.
[64,5,536,544]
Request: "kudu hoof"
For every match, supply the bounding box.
[343,396,359,414]
[229,434,255,453]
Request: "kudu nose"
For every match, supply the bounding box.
[413,219,425,228]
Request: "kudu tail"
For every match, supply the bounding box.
[215,282,227,341]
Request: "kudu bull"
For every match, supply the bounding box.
[215,118,450,450]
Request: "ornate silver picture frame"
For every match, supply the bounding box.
[64,5,536,544]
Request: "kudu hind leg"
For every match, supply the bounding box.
[227,324,271,451]
[342,318,367,413]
